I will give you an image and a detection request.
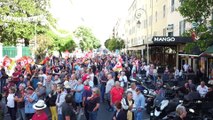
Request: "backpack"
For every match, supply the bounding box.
[93,76,98,86]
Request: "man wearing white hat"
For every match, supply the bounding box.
[35,82,46,100]
[32,100,48,120]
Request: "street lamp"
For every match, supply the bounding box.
[135,8,149,64]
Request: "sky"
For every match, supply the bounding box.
[49,0,133,44]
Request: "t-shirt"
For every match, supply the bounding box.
[15,91,25,108]
[32,111,48,120]
[87,96,100,112]
[62,102,77,120]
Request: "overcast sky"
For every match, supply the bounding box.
[50,0,133,44]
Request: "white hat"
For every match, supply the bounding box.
[33,100,47,110]
[64,81,71,89]
[37,82,43,85]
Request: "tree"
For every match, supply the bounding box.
[30,34,54,61]
[74,26,101,51]
[104,37,125,51]
[178,0,213,53]
[46,30,76,55]
[0,0,56,45]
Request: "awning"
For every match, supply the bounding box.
[204,45,213,54]
[128,46,145,50]
[178,53,199,57]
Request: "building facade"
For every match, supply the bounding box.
[124,0,195,69]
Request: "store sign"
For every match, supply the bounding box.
[152,36,192,43]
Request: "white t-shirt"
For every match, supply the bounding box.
[126,88,137,101]
[197,85,208,97]
[105,79,114,94]
[119,76,127,87]
[7,93,15,108]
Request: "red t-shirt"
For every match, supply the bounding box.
[110,87,124,104]
[82,74,88,82]
[32,111,48,120]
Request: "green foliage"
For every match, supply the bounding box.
[74,26,101,51]
[178,0,213,53]
[0,0,55,45]
[30,34,54,60]
[178,0,213,23]
[104,37,125,51]
[45,30,76,53]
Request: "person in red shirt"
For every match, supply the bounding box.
[32,100,48,120]
[110,81,124,109]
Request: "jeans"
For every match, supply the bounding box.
[0,78,6,93]
[84,105,89,120]
[134,111,142,120]
[88,111,98,120]
[58,114,63,120]
[100,84,106,102]
[8,107,16,120]
[17,108,26,120]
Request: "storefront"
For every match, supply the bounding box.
[150,36,193,69]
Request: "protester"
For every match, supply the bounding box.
[62,94,77,120]
[82,81,92,120]
[197,81,208,98]
[112,102,127,120]
[87,87,100,120]
[15,83,26,120]
[7,87,16,120]
[47,84,58,120]
[25,86,38,120]
[119,71,128,89]
[0,93,7,120]
[110,81,124,110]
[105,73,114,112]
[32,100,48,120]
[35,82,46,100]
[134,87,145,120]
[127,83,137,101]
[121,91,135,120]
[174,105,187,120]
[56,85,67,120]
[74,79,84,114]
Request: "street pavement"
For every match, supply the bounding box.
[4,102,150,120]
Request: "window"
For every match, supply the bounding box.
[163,28,167,36]
[163,5,166,18]
[168,32,173,36]
[155,11,158,22]
[149,15,152,26]
[171,0,175,12]
[179,20,186,36]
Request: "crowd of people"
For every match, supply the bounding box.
[0,52,212,120]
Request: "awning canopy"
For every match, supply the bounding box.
[178,53,199,57]
[204,45,213,54]
[128,46,145,50]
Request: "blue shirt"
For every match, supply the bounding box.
[135,93,145,110]
[25,92,38,113]
[75,84,84,103]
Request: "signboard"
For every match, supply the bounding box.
[152,36,192,43]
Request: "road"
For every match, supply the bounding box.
[4,102,150,120]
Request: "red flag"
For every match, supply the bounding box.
[3,56,13,67]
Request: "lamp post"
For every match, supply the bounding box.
[135,8,149,64]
